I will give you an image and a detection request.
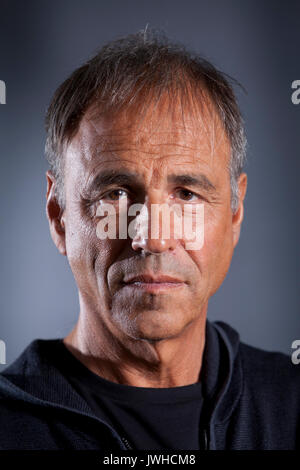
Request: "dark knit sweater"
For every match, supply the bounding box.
[0,320,299,450]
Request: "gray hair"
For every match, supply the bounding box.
[45,28,247,213]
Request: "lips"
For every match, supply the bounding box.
[123,273,184,284]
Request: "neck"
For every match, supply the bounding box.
[63,301,207,388]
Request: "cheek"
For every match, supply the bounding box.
[65,202,128,289]
[64,212,99,282]
[187,209,234,291]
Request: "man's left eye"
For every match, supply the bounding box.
[176,189,199,201]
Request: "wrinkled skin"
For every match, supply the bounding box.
[46,95,247,387]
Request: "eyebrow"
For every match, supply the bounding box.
[167,173,216,192]
[85,170,143,195]
[85,169,216,195]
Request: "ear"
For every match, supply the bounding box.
[232,172,247,248]
[46,170,67,256]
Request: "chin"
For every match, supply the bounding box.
[113,308,189,342]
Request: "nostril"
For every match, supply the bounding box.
[131,236,177,255]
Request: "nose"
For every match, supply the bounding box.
[131,198,178,255]
[132,235,177,255]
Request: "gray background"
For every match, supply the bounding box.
[0,0,299,370]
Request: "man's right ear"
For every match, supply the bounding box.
[46,170,67,256]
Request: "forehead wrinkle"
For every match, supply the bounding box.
[88,140,212,162]
[76,100,230,173]
[92,131,224,166]
[78,125,205,160]
[85,116,192,146]
[87,133,213,161]
[77,140,218,176]
[89,131,205,149]
[86,108,213,145]
[72,132,227,180]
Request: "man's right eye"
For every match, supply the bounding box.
[103,189,129,201]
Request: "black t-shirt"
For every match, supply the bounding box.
[56,339,204,450]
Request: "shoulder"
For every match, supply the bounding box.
[238,341,300,407]
[0,338,63,378]
[239,340,298,378]
[213,320,300,408]
[213,320,300,389]
[0,338,64,405]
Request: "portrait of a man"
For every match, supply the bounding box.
[0,24,299,451]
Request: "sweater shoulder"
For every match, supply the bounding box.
[239,341,300,392]
[1,338,62,378]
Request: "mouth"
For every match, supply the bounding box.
[121,273,186,293]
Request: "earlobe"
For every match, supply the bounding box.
[232,173,247,247]
[45,171,67,256]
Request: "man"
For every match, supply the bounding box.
[0,29,299,451]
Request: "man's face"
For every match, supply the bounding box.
[49,95,246,342]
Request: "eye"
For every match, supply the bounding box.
[104,189,129,201]
[175,189,200,202]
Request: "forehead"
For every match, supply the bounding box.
[65,93,231,180]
